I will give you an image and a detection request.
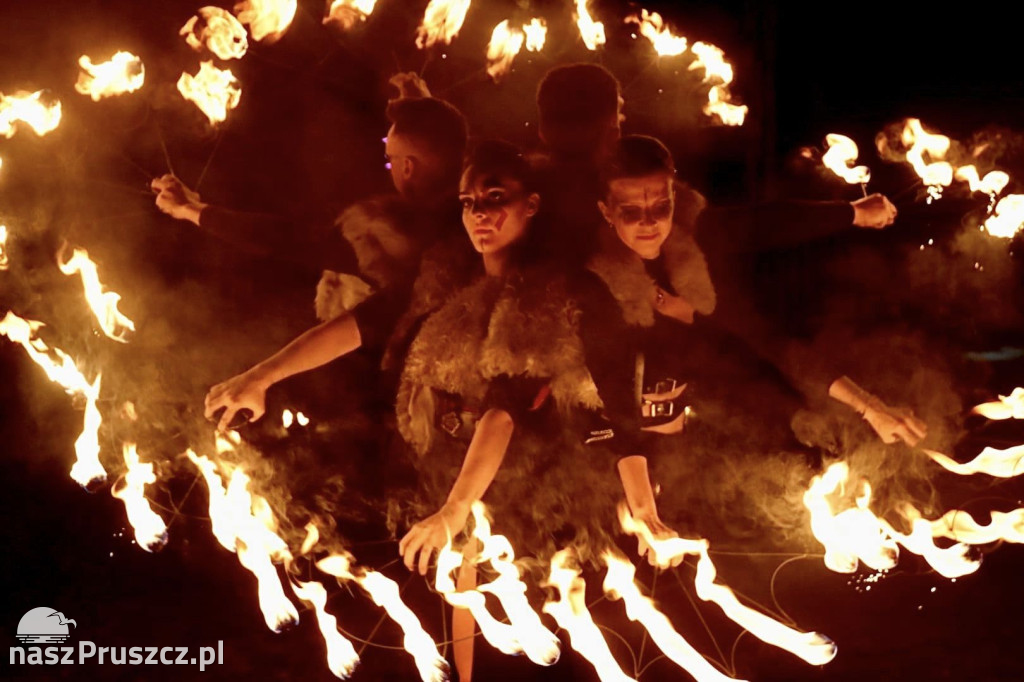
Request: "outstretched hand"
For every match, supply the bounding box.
[151,174,205,225]
[863,400,928,446]
[633,512,684,568]
[851,193,897,229]
[399,501,471,576]
[204,370,269,432]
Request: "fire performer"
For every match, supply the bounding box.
[152,83,468,431]
[535,64,925,446]
[394,140,660,573]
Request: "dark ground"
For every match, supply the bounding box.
[3,0,1024,680]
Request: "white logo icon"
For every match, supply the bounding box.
[16,607,77,645]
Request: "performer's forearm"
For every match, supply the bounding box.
[445,409,515,508]
[828,375,878,414]
[250,313,363,388]
[617,455,658,517]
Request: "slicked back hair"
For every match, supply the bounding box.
[599,134,675,196]
[385,97,468,182]
[536,63,620,157]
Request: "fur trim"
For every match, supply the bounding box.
[397,269,603,455]
[313,195,420,321]
[588,183,715,327]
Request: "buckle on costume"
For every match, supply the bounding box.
[643,400,675,418]
[440,412,462,437]
[584,428,615,444]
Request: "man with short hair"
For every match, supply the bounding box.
[151,77,468,430]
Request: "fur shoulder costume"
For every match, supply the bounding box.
[314,195,420,322]
[396,259,604,456]
[587,183,715,327]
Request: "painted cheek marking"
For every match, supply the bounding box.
[494,207,508,230]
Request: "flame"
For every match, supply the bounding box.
[70,374,107,488]
[923,445,1024,478]
[434,541,522,655]
[282,409,294,428]
[485,21,525,81]
[822,134,870,185]
[469,503,560,665]
[574,0,606,51]
[900,118,953,201]
[880,506,980,579]
[111,443,168,551]
[627,10,687,57]
[234,0,298,42]
[74,52,145,101]
[542,550,635,682]
[619,506,836,666]
[58,247,135,343]
[981,194,1024,239]
[415,0,472,49]
[803,462,898,573]
[689,42,746,126]
[972,387,1024,420]
[954,165,1009,198]
[932,508,1024,545]
[0,90,62,138]
[324,0,377,30]
[177,61,242,125]
[187,452,299,632]
[523,18,547,52]
[296,411,309,426]
[290,580,360,678]
[300,522,320,555]
[603,552,739,682]
[0,224,8,270]
[318,554,449,682]
[181,8,249,60]
[0,312,108,487]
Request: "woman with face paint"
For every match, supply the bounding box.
[392,141,624,578]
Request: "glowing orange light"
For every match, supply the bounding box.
[415,0,472,49]
[486,21,525,81]
[58,247,135,343]
[574,0,606,51]
[523,18,547,52]
[900,118,953,202]
[324,0,377,30]
[822,134,871,185]
[235,0,298,42]
[75,52,145,101]
[689,42,746,126]
[0,90,62,138]
[177,61,242,125]
[627,9,687,56]
[982,194,1024,239]
[181,7,249,60]
[111,443,168,551]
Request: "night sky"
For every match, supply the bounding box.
[2,1,1024,680]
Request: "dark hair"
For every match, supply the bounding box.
[385,97,468,177]
[599,134,675,195]
[536,63,620,156]
[460,139,539,193]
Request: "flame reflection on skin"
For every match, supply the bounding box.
[290,580,361,679]
[324,0,377,30]
[574,0,606,51]
[972,388,1024,420]
[181,7,249,60]
[111,443,168,551]
[603,553,740,682]
[234,0,298,42]
[318,554,449,682]
[822,133,871,185]
[543,550,635,682]
[415,0,472,49]
[177,61,242,125]
[58,247,136,343]
[75,52,145,101]
[0,90,62,138]
[627,9,687,56]
[187,453,299,632]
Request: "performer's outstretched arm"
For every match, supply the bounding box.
[399,408,515,575]
[204,313,362,431]
[617,455,683,567]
